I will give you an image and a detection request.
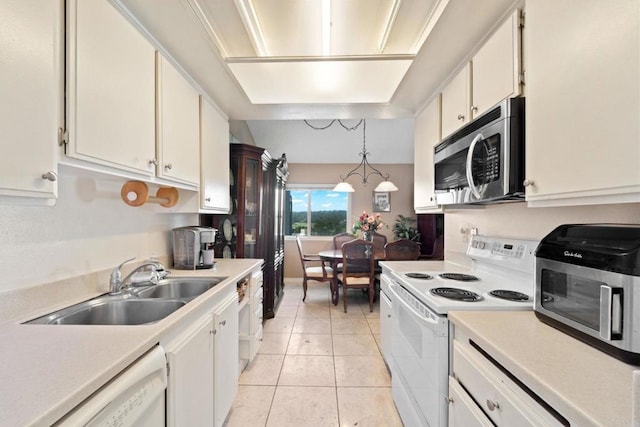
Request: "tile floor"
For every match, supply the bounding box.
[224,279,403,427]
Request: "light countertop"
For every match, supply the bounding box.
[0,258,262,427]
[449,311,640,426]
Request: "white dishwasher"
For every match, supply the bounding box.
[56,345,167,426]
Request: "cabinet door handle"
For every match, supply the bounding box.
[148,159,158,166]
[523,179,534,187]
[164,163,173,170]
[205,197,211,202]
[471,106,478,113]
[219,320,226,326]
[41,171,57,182]
[457,114,465,121]
[486,399,500,411]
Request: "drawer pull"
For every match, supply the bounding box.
[486,399,500,411]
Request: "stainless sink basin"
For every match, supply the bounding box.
[26,296,186,325]
[25,276,227,325]
[133,277,227,301]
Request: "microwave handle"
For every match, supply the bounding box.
[465,133,484,199]
[600,285,623,340]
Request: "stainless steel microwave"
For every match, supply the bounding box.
[534,224,640,365]
[434,97,525,205]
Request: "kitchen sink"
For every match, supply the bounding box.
[133,277,227,301]
[25,276,227,325]
[26,297,186,325]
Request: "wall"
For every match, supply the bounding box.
[444,202,640,266]
[229,120,256,145]
[0,166,197,294]
[284,162,414,277]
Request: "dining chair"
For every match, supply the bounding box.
[332,232,356,250]
[338,239,376,313]
[296,236,333,302]
[384,239,421,261]
[371,232,387,254]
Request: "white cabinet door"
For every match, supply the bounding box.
[525,0,640,206]
[213,294,239,427]
[379,282,393,366]
[165,315,214,427]
[441,64,470,139]
[414,95,442,212]
[67,0,156,176]
[471,9,522,119]
[0,0,62,203]
[157,54,200,186]
[201,97,230,212]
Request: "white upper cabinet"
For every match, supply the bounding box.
[414,95,442,213]
[157,54,200,187]
[200,97,231,212]
[471,10,522,120]
[441,10,523,140]
[441,64,471,140]
[0,0,63,204]
[525,0,640,206]
[66,0,156,177]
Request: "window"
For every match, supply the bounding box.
[285,188,348,236]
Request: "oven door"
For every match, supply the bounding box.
[389,281,449,427]
[535,258,630,340]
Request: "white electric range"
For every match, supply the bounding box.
[380,234,539,427]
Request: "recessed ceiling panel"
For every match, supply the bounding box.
[228,59,413,103]
[384,0,441,53]
[197,0,256,57]
[329,0,392,55]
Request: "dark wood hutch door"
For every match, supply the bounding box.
[201,144,287,320]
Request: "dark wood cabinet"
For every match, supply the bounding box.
[201,143,287,319]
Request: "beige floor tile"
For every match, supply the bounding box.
[274,305,298,318]
[296,303,331,319]
[331,318,371,335]
[367,318,381,335]
[263,317,295,334]
[287,333,333,356]
[239,354,285,385]
[372,334,382,352]
[292,317,331,334]
[332,334,380,356]
[334,355,391,387]
[337,387,402,427]
[259,333,290,355]
[363,303,381,318]
[278,355,336,386]
[266,386,338,427]
[330,303,365,319]
[223,385,275,427]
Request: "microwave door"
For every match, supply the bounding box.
[465,133,485,199]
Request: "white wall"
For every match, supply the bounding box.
[444,202,640,265]
[0,167,198,293]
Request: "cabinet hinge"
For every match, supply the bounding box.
[519,10,525,28]
[57,128,68,147]
[166,362,171,377]
[519,71,526,85]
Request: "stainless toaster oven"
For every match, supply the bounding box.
[535,224,640,365]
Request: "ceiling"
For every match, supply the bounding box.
[116,0,519,162]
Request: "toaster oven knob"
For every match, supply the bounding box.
[523,179,534,187]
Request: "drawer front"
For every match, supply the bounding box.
[453,341,559,426]
[448,376,493,427]
[251,303,263,330]
[253,286,263,303]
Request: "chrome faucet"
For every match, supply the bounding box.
[109,258,168,295]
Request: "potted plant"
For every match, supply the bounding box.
[392,215,421,242]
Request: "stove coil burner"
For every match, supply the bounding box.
[439,273,480,282]
[430,287,482,302]
[489,290,531,302]
[405,273,433,280]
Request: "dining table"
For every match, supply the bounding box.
[318,248,386,305]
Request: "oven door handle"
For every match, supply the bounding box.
[600,285,623,340]
[465,133,484,199]
[389,283,440,328]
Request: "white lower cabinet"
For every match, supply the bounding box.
[165,291,238,427]
[239,270,264,370]
[379,275,393,366]
[450,330,564,426]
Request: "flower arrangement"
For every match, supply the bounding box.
[352,211,385,237]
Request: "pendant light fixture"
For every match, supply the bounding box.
[304,119,399,193]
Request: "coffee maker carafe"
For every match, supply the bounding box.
[172,226,217,269]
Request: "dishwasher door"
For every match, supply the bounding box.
[56,345,167,426]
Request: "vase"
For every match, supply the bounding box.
[362,231,373,242]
